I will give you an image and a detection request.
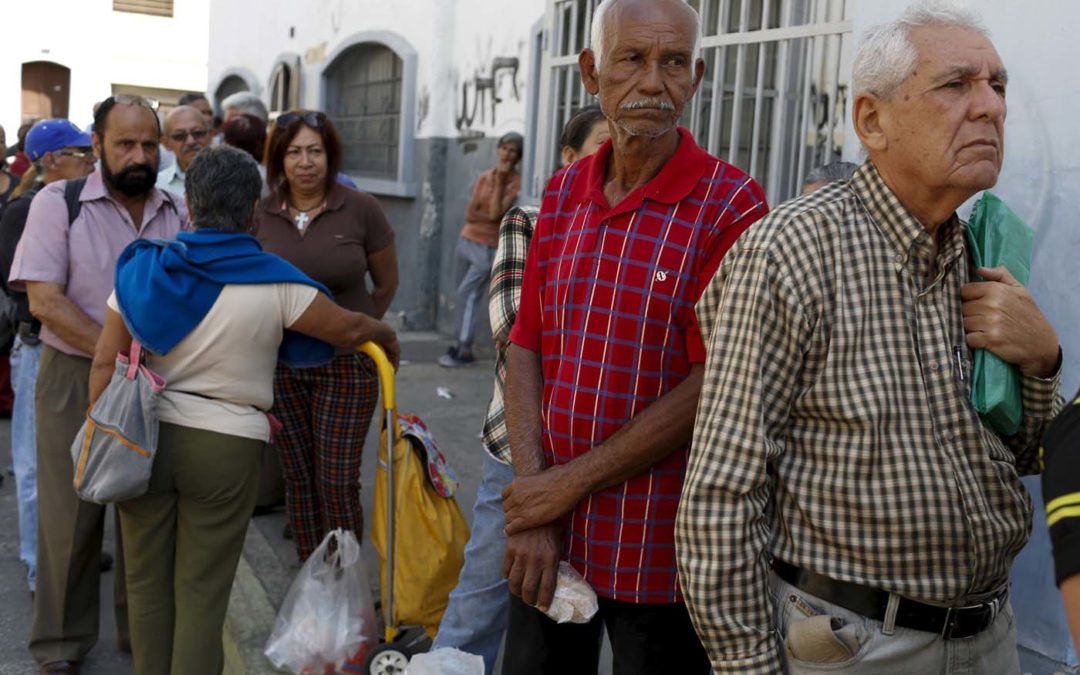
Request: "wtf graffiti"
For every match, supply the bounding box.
[456,56,520,134]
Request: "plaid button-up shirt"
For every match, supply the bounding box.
[678,161,1063,673]
[510,128,768,603]
[482,206,539,464]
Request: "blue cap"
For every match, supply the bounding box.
[25,119,94,161]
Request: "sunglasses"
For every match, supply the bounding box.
[276,111,326,128]
[54,149,96,161]
[167,128,210,143]
[110,94,161,112]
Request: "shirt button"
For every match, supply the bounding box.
[930,362,940,372]
[943,430,955,442]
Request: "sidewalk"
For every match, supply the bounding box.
[224,332,502,674]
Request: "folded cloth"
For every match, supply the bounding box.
[115,228,335,367]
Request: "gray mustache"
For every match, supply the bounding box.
[621,98,675,112]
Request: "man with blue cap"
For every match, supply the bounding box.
[0,118,95,601]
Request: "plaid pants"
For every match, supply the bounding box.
[273,353,378,560]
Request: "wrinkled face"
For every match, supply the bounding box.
[283,125,328,194]
[93,103,160,198]
[876,25,1007,195]
[587,0,701,139]
[163,107,212,171]
[47,145,96,181]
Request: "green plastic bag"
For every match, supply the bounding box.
[965,192,1034,437]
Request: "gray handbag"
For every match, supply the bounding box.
[71,340,166,504]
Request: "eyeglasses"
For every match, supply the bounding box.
[276,111,326,128]
[109,94,161,112]
[166,128,210,143]
[55,149,95,161]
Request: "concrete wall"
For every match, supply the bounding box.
[0,0,210,133]
[207,0,544,341]
[847,2,1080,667]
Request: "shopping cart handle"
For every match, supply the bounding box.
[358,342,396,410]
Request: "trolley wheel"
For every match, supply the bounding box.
[364,643,411,675]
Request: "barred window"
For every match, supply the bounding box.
[325,43,403,181]
[530,0,853,203]
[113,0,173,17]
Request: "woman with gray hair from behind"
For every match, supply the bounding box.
[89,145,398,675]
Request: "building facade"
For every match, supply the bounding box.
[216,3,1076,667]
[208,0,545,337]
[1,0,210,133]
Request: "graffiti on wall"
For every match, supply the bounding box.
[456,55,520,136]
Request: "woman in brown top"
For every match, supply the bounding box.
[440,132,523,367]
[255,109,399,560]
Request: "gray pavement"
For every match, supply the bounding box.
[1,333,612,675]
[0,420,133,675]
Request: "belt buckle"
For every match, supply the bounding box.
[941,594,1001,640]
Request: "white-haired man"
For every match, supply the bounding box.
[499,0,768,672]
[677,1,1062,673]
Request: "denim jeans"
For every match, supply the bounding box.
[10,335,42,591]
[451,237,497,350]
[770,573,1020,674]
[432,452,515,674]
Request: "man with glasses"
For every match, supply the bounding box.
[10,94,187,675]
[0,119,95,604]
[157,105,212,196]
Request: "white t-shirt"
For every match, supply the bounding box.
[107,283,319,441]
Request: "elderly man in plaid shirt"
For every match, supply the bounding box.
[499,0,768,672]
[678,2,1063,674]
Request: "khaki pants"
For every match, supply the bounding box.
[119,422,263,675]
[30,346,129,664]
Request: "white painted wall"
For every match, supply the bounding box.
[0,0,210,133]
[847,2,1080,666]
[207,0,544,139]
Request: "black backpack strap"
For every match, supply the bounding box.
[64,177,87,227]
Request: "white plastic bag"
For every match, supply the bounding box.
[406,648,484,675]
[542,561,599,624]
[264,528,379,673]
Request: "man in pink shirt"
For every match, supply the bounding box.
[10,94,187,675]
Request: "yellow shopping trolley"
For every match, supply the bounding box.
[355,343,469,675]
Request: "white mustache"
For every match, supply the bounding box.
[621,98,675,112]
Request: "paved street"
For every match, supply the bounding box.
[0,334,612,674]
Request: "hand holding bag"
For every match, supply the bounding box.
[70,340,165,504]
[966,192,1034,437]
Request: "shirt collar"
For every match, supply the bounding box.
[580,127,711,213]
[266,183,346,216]
[851,160,965,267]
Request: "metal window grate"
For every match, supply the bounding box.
[531,0,853,204]
[113,0,173,17]
[325,44,403,181]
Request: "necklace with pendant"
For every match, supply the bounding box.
[290,200,326,231]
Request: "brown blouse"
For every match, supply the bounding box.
[254,184,394,317]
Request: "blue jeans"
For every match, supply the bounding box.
[10,335,42,591]
[452,237,497,350]
[432,452,514,674]
[770,573,1020,674]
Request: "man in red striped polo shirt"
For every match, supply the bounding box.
[500,0,768,671]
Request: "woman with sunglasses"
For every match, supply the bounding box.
[255,109,399,561]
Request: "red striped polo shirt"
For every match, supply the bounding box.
[509,127,768,603]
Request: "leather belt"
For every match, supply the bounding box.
[772,559,1006,640]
